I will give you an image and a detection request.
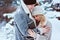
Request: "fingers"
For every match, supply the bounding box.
[42,27,50,34]
[28,29,35,37]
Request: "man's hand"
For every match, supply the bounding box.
[28,29,35,37]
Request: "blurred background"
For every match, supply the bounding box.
[0,0,60,40]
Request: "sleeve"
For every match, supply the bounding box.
[14,13,29,36]
[44,21,52,40]
[46,21,52,40]
[38,21,52,40]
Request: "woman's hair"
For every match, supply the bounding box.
[37,14,46,26]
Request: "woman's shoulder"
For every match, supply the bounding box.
[46,20,52,28]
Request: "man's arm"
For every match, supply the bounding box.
[14,13,29,36]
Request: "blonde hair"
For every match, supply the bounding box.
[38,14,46,27]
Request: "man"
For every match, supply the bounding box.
[14,0,37,40]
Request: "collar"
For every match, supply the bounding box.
[20,0,36,26]
[20,0,31,14]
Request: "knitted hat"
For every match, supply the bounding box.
[23,0,36,5]
[32,6,45,16]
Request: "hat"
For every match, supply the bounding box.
[23,0,36,5]
[32,6,45,16]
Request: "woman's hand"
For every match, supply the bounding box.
[42,26,50,34]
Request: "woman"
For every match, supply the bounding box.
[28,6,52,40]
